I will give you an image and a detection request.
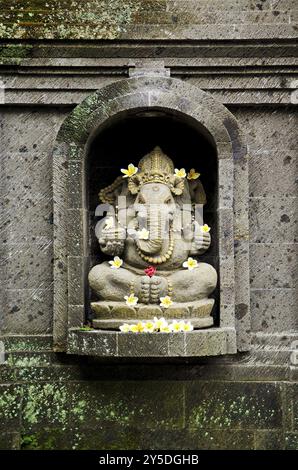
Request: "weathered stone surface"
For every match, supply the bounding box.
[2,287,53,334]
[186,381,283,430]
[251,288,298,333]
[249,196,297,243]
[250,243,297,289]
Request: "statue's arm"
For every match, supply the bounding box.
[189,222,211,255]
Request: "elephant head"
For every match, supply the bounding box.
[133,182,176,255]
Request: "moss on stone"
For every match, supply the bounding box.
[0,44,33,59]
[0,0,143,40]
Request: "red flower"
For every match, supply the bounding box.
[144,266,157,278]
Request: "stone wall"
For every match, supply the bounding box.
[0,0,297,450]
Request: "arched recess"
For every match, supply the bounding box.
[52,75,250,354]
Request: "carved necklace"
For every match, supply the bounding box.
[135,227,175,265]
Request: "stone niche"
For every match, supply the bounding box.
[52,74,251,358]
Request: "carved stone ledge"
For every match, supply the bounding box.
[91,299,215,329]
[68,327,236,358]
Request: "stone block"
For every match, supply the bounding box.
[285,433,298,450]
[0,384,23,431]
[255,430,284,450]
[117,332,168,357]
[250,288,298,333]
[250,243,297,289]
[68,160,83,208]
[249,150,297,198]
[67,330,117,357]
[2,287,53,334]
[186,381,283,430]
[67,209,88,256]
[67,305,85,328]
[67,256,85,305]
[249,196,297,243]
[2,110,67,155]
[218,159,233,209]
[0,432,20,450]
[0,243,53,289]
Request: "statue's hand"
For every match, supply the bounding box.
[98,227,126,255]
[192,226,211,254]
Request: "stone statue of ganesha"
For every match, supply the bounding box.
[89,146,217,329]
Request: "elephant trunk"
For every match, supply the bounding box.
[136,207,162,255]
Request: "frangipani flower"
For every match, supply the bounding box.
[160,325,171,333]
[181,321,194,332]
[109,256,123,269]
[137,228,149,240]
[124,293,138,307]
[174,168,186,178]
[143,321,155,333]
[130,322,145,333]
[182,257,198,270]
[170,320,184,332]
[153,317,168,330]
[160,296,173,309]
[187,168,200,180]
[119,323,131,333]
[103,216,114,230]
[201,224,211,233]
[121,163,138,178]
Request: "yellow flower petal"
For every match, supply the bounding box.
[169,321,184,332]
[160,296,173,308]
[153,317,168,330]
[124,294,138,306]
[174,168,186,178]
[182,321,194,332]
[187,168,200,180]
[121,164,138,178]
[182,257,198,270]
[109,256,123,269]
[201,224,211,233]
[160,325,171,333]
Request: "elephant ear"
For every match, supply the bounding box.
[188,179,207,205]
[127,174,143,195]
[99,176,125,205]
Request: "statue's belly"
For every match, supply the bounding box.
[123,239,189,271]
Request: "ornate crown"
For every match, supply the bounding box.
[128,146,184,196]
[99,146,186,204]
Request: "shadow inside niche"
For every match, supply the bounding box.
[86,108,219,324]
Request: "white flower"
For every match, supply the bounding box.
[143,321,155,333]
[124,293,138,307]
[182,257,198,270]
[130,322,145,332]
[119,323,131,333]
[201,224,211,233]
[169,320,184,332]
[159,296,173,309]
[137,228,149,240]
[153,317,168,330]
[159,325,171,333]
[108,256,123,269]
[121,164,138,178]
[181,321,194,332]
[187,168,200,180]
[174,168,186,178]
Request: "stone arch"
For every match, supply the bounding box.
[52,75,250,353]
